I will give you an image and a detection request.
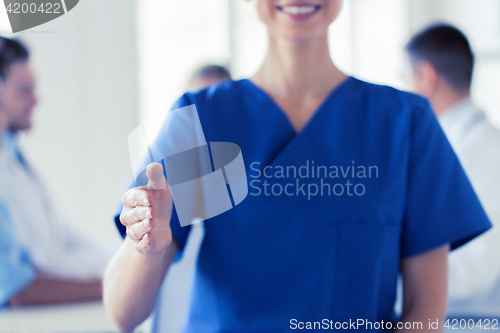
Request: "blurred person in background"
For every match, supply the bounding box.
[407,24,500,321]
[0,64,5,134]
[0,36,115,306]
[105,1,491,332]
[187,64,231,91]
[0,68,6,144]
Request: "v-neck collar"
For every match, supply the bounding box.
[242,76,355,136]
[240,76,358,167]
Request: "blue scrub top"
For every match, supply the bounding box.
[115,77,491,332]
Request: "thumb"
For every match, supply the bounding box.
[146,162,168,190]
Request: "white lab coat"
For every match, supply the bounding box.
[440,98,500,316]
[0,132,115,280]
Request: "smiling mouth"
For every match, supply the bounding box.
[276,4,322,15]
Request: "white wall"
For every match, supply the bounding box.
[229,0,268,79]
[12,0,138,244]
[136,0,230,124]
[348,0,410,89]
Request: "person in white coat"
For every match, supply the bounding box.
[407,24,500,319]
[0,36,115,306]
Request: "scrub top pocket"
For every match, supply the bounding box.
[333,219,401,322]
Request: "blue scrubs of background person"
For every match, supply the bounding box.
[0,196,36,306]
[104,1,492,332]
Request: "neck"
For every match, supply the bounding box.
[252,33,346,99]
[431,84,470,117]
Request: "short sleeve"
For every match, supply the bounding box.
[114,94,196,260]
[401,100,492,258]
[0,201,36,305]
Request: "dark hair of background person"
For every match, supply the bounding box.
[406,23,474,93]
[189,64,231,85]
[0,36,30,81]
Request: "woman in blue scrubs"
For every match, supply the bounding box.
[104,1,491,332]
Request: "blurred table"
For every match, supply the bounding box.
[0,301,122,333]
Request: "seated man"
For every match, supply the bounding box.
[0,37,114,306]
[0,76,33,305]
[406,24,500,318]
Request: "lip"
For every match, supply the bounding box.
[276,3,323,21]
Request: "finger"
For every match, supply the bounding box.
[120,206,156,226]
[126,218,155,241]
[135,233,156,254]
[146,162,168,190]
[121,188,154,208]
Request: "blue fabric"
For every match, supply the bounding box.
[1,131,17,156]
[0,200,36,306]
[1,131,29,169]
[115,77,491,332]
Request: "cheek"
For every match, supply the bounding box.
[3,95,25,117]
[2,87,18,106]
[256,0,275,27]
[325,0,342,23]
[2,96,14,112]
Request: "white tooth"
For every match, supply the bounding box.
[298,6,315,14]
[283,5,316,15]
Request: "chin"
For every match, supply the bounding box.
[21,115,34,131]
[267,2,340,28]
[11,122,32,133]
